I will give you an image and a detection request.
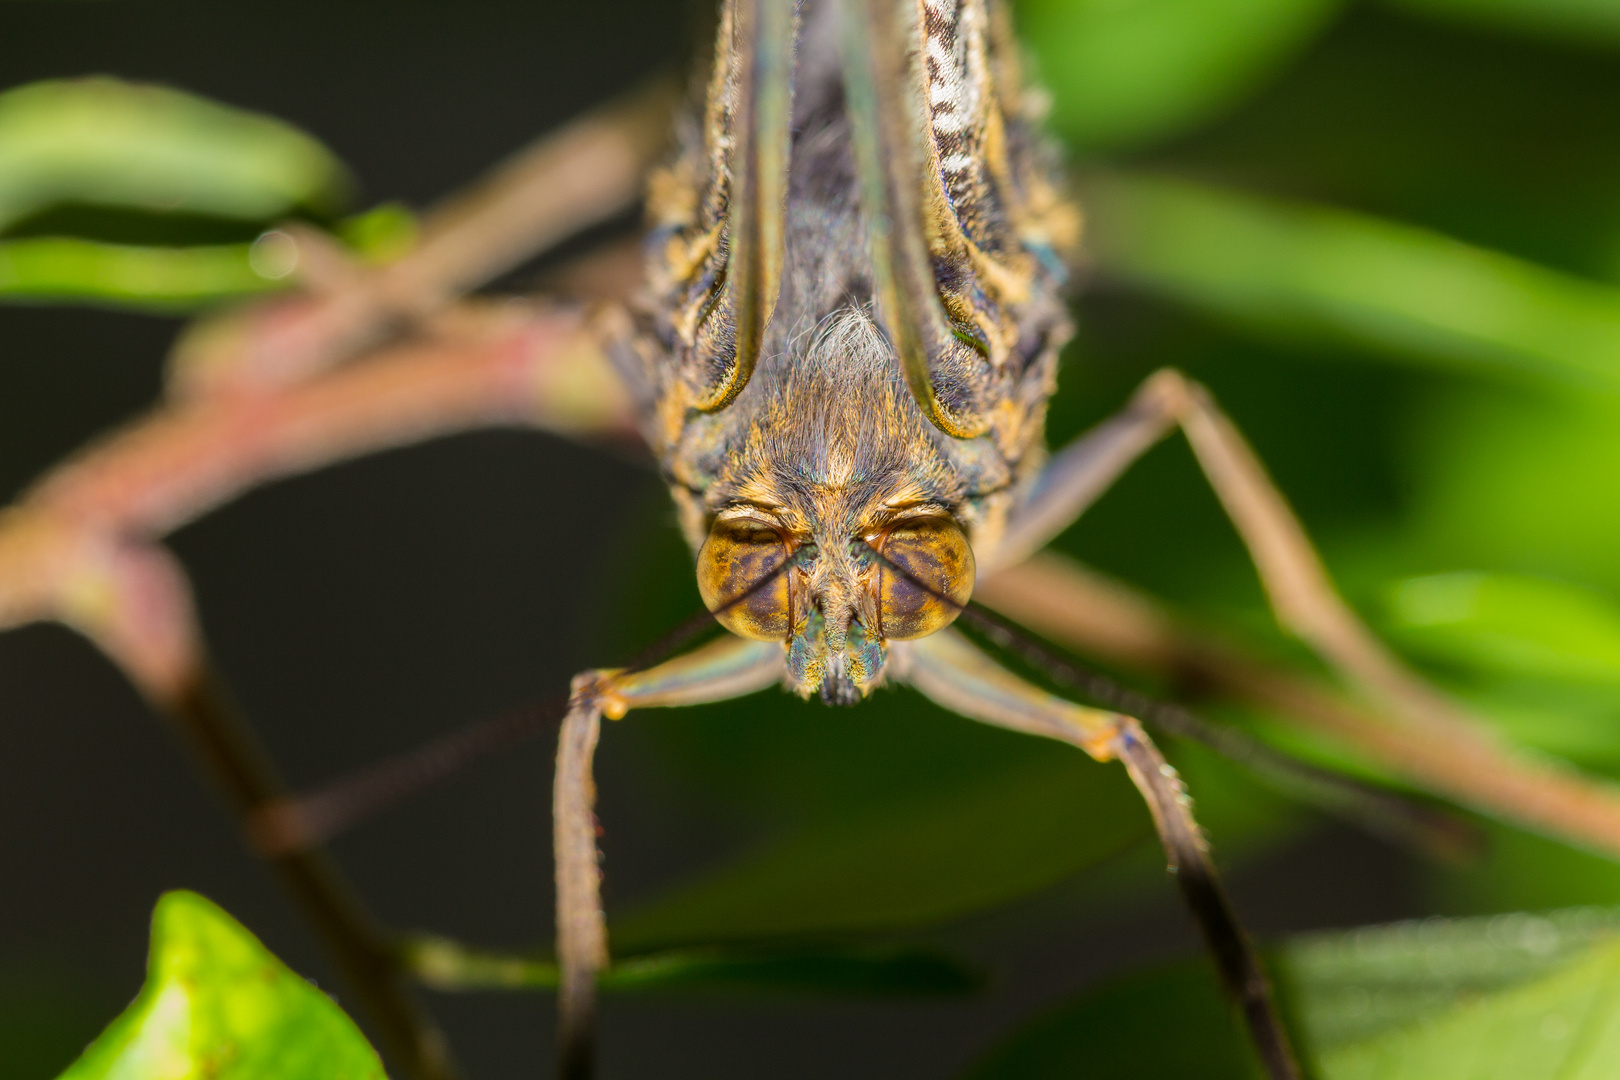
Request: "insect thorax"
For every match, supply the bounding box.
[619,0,1079,562]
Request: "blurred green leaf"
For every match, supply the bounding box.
[1430,819,1620,916]
[338,202,419,263]
[1086,171,1620,390]
[612,758,1153,951]
[0,236,284,310]
[967,910,1620,1080]
[1380,0,1620,44]
[1400,389,1620,597]
[0,78,352,234]
[407,937,982,996]
[1308,927,1620,1078]
[964,959,1261,1079]
[1018,0,1340,150]
[1284,907,1620,1052]
[56,891,383,1080]
[1386,572,1620,686]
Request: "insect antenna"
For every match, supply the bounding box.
[250,549,806,854]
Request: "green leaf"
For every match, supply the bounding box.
[0,236,285,310]
[965,910,1620,1080]
[406,937,982,997]
[603,945,982,996]
[1284,907,1620,1053]
[0,78,352,233]
[963,959,1262,1079]
[1306,927,1620,1079]
[56,891,384,1080]
[1387,572,1620,687]
[1018,0,1340,150]
[1085,171,1620,390]
[338,203,419,263]
[611,758,1154,951]
[1379,0,1620,44]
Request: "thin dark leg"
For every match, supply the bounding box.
[1115,720,1301,1080]
[902,629,1303,1080]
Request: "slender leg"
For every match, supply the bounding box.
[553,635,783,1080]
[895,628,1301,1080]
[977,369,1620,859]
[989,368,1500,750]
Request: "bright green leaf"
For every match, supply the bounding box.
[0,78,352,233]
[1401,389,1620,599]
[1386,572,1620,686]
[1284,907,1620,1053]
[0,236,284,310]
[1085,171,1620,390]
[56,891,383,1080]
[1018,0,1340,150]
[1310,929,1620,1079]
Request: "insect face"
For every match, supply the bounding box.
[697,496,974,704]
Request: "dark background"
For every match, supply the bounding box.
[12,0,1614,1076]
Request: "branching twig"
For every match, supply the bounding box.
[167,77,677,398]
[0,77,666,1079]
[19,303,628,541]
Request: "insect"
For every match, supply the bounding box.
[12,1,1620,1078]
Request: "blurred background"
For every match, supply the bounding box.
[6,0,1620,1077]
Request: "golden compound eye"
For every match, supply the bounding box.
[875,515,975,640]
[696,518,795,641]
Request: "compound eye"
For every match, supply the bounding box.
[875,516,974,640]
[696,518,795,641]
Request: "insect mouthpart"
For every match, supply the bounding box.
[696,511,976,703]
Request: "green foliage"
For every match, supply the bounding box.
[1382,0,1620,43]
[1298,917,1620,1079]
[972,910,1620,1079]
[965,960,1262,1079]
[1386,572,1620,688]
[406,936,983,996]
[1017,0,1340,150]
[0,78,350,231]
[55,892,384,1080]
[15,0,1620,1074]
[613,756,1151,949]
[0,236,273,310]
[0,78,354,310]
[1083,172,1620,390]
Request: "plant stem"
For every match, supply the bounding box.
[161,666,460,1080]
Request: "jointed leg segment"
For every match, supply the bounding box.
[992,368,1469,733]
[898,629,1301,1080]
[551,636,783,1080]
[982,368,1620,861]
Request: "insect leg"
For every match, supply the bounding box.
[896,627,1302,1080]
[993,368,1450,721]
[553,634,783,1080]
[981,367,1620,861]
